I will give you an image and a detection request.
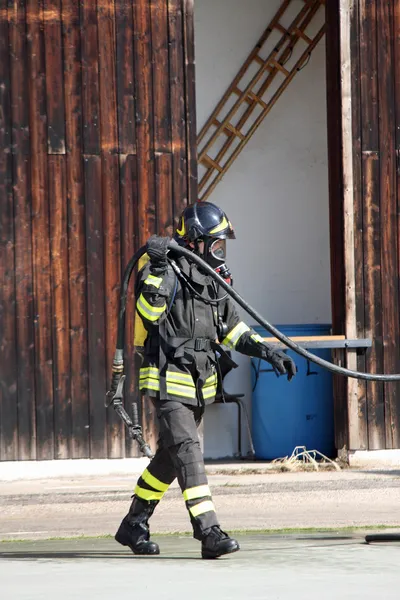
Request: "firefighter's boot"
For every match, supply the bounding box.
[201,526,240,559]
[115,497,160,555]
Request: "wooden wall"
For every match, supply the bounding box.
[327,0,400,450]
[0,0,197,461]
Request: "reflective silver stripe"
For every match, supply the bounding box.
[251,333,264,343]
[222,321,250,349]
[137,294,166,322]
[144,274,163,289]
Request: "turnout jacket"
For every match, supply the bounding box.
[135,254,274,406]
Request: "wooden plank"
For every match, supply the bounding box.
[263,335,346,343]
[377,0,399,450]
[133,0,158,447]
[9,0,30,156]
[84,155,107,458]
[0,4,18,460]
[62,0,90,458]
[115,0,136,154]
[359,0,384,450]
[393,0,400,449]
[133,0,156,243]
[80,0,100,154]
[362,153,384,449]
[350,0,367,450]
[183,0,198,204]
[150,0,171,153]
[9,2,36,460]
[49,155,71,458]
[340,0,359,451]
[13,158,37,461]
[44,0,66,153]
[325,0,347,451]
[120,154,140,458]
[168,0,188,221]
[102,152,124,457]
[97,0,118,153]
[155,153,173,236]
[27,0,55,460]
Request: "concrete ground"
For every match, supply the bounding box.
[0,463,399,540]
[1,534,400,600]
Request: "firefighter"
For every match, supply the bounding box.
[115,201,296,559]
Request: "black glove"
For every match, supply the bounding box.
[268,350,297,381]
[146,235,170,270]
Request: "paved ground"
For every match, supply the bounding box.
[0,464,399,540]
[1,534,400,600]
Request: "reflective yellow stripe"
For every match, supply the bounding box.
[176,217,186,237]
[183,485,211,501]
[209,216,228,235]
[144,274,163,289]
[222,321,250,349]
[167,383,196,399]
[166,372,195,387]
[142,469,170,492]
[251,333,264,343]
[189,501,215,518]
[140,369,194,387]
[134,485,164,501]
[140,366,159,378]
[202,385,217,399]
[204,374,217,386]
[139,377,196,399]
[137,294,166,322]
[139,379,160,392]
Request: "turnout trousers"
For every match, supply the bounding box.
[134,400,219,539]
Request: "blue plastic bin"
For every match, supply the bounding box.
[251,324,335,460]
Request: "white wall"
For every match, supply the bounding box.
[194,0,331,458]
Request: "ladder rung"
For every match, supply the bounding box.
[253,54,265,66]
[275,22,289,35]
[201,155,223,172]
[233,86,267,109]
[269,58,290,76]
[224,123,245,140]
[293,27,313,44]
[246,91,267,109]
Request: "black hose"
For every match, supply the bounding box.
[172,245,400,382]
[110,242,400,425]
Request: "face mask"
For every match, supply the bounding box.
[207,240,232,283]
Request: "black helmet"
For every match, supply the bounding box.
[174,202,235,244]
[174,202,235,274]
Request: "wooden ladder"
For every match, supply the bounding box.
[197,0,326,201]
